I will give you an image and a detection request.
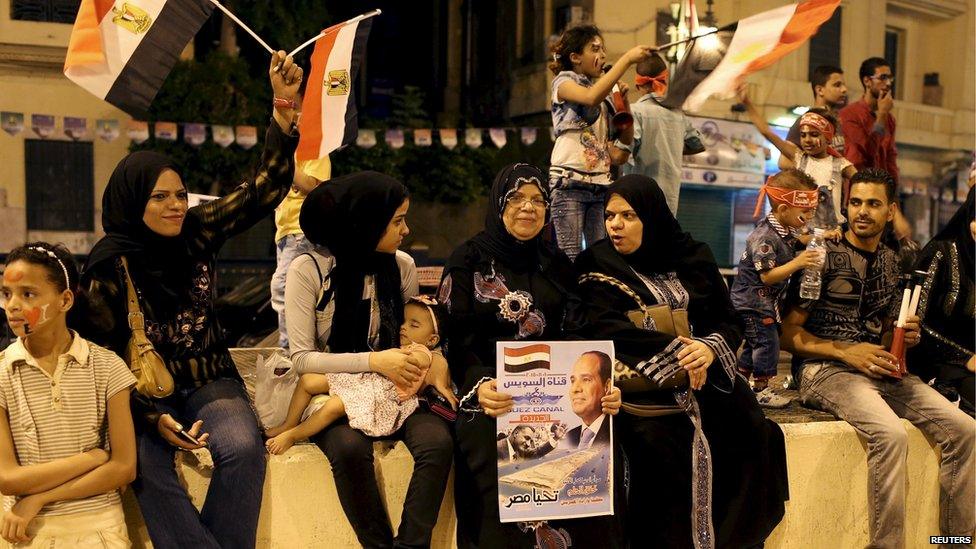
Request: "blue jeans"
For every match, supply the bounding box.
[549,178,608,261]
[799,362,975,546]
[736,312,779,379]
[133,378,267,549]
[272,234,313,349]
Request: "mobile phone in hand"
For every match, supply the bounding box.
[176,427,204,446]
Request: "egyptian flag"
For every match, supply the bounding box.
[296,18,373,161]
[663,0,840,112]
[64,0,213,116]
[503,344,551,373]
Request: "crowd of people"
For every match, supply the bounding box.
[0,23,973,549]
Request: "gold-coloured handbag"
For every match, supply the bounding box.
[579,272,690,417]
[120,257,175,399]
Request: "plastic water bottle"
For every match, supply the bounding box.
[799,228,826,300]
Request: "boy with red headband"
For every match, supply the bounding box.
[730,170,823,407]
[741,88,855,241]
[622,52,704,215]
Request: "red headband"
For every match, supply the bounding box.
[798,112,841,157]
[753,181,820,219]
[635,69,669,96]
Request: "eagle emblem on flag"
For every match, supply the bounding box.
[111,3,152,34]
[326,70,350,96]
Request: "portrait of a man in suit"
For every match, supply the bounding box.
[563,351,612,450]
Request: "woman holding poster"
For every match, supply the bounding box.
[439,163,624,548]
[574,174,789,548]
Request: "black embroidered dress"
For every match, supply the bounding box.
[574,175,789,549]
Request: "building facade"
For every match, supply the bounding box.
[0,0,973,263]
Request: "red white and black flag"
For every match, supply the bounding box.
[296,17,373,161]
[503,344,552,373]
[64,0,214,116]
[663,0,841,112]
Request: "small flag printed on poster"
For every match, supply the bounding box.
[503,343,551,373]
[385,129,404,149]
[439,129,457,149]
[356,129,377,148]
[31,115,55,139]
[235,125,257,149]
[154,121,177,141]
[63,0,214,116]
[96,119,119,142]
[212,125,234,148]
[63,117,88,140]
[127,120,149,144]
[2,112,24,136]
[520,127,537,145]
[489,128,506,149]
[183,123,206,146]
[465,128,482,148]
[414,129,432,147]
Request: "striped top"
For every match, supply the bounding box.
[0,333,136,516]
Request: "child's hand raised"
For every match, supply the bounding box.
[624,45,654,65]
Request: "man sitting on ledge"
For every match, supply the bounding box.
[781,168,975,548]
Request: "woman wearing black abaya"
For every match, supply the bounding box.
[910,187,975,416]
[574,175,789,548]
[439,163,624,548]
[76,52,302,548]
[284,172,454,548]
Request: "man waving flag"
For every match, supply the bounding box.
[64,0,214,116]
[296,16,374,161]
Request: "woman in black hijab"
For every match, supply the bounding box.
[910,187,975,415]
[284,171,454,548]
[574,175,789,548]
[77,52,302,549]
[439,163,624,548]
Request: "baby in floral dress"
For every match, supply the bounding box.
[266,296,456,454]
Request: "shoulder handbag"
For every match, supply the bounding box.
[579,272,690,417]
[120,257,175,398]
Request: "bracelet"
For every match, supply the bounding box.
[613,139,633,153]
[273,97,298,110]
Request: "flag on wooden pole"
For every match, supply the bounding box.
[63,0,213,116]
[296,17,374,161]
[663,0,841,112]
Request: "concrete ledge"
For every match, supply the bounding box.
[124,441,456,548]
[766,420,941,549]
[120,418,940,548]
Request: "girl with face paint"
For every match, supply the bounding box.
[0,243,137,546]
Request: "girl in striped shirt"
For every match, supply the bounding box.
[0,243,136,547]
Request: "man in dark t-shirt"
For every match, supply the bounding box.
[782,169,974,547]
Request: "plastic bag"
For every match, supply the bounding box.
[254,352,298,430]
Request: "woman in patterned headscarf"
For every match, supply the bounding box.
[440,163,624,548]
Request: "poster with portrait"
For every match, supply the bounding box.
[495,340,615,523]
